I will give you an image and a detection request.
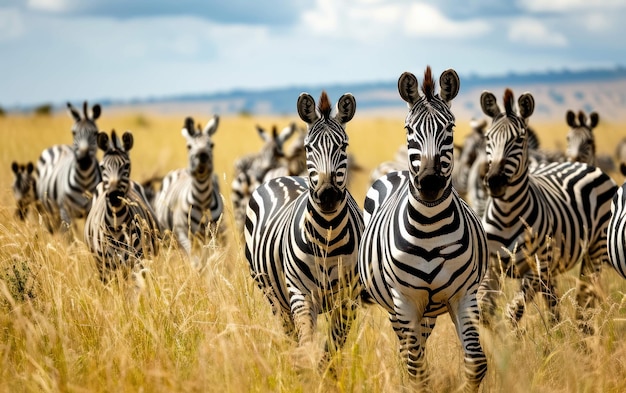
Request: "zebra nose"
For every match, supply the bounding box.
[198,152,209,163]
[317,184,342,213]
[417,174,446,202]
[485,173,508,198]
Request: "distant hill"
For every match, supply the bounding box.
[88,66,626,121]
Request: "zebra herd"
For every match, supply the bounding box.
[8,66,626,391]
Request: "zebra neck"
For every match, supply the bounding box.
[490,173,531,212]
[189,174,215,209]
[408,184,453,210]
[71,155,100,189]
[303,198,349,252]
[106,203,128,230]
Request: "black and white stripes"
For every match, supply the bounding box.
[479,89,617,332]
[245,91,363,366]
[358,67,488,392]
[36,101,102,232]
[155,116,224,256]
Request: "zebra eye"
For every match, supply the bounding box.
[187,144,191,150]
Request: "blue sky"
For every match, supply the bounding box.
[1,0,625,107]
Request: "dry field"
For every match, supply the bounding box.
[1,110,626,393]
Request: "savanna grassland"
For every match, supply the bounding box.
[1,110,626,393]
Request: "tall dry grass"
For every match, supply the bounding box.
[0,110,626,392]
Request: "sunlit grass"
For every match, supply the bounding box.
[0,111,625,392]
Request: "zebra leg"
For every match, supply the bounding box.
[289,290,317,346]
[575,255,601,334]
[174,227,193,256]
[477,263,502,327]
[320,297,358,375]
[450,290,488,393]
[505,274,538,326]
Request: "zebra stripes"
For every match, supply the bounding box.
[231,123,297,232]
[155,116,224,257]
[36,101,102,233]
[607,164,626,279]
[245,91,364,367]
[479,89,617,332]
[84,130,161,283]
[11,161,37,221]
[358,67,488,392]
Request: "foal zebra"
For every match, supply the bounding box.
[231,123,297,233]
[479,89,617,332]
[358,67,488,392]
[245,91,364,368]
[36,101,101,233]
[11,161,37,221]
[155,116,224,258]
[84,130,161,284]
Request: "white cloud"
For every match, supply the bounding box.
[0,8,24,41]
[508,18,568,47]
[27,0,73,13]
[404,3,490,38]
[517,0,626,13]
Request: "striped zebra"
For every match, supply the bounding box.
[451,118,487,197]
[155,116,224,258]
[231,123,297,233]
[245,91,364,368]
[84,130,161,285]
[11,161,37,221]
[36,101,102,233]
[608,163,626,279]
[565,110,615,173]
[358,67,488,392]
[478,89,617,332]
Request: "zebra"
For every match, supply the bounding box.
[607,162,626,279]
[36,101,102,233]
[154,115,224,258]
[358,67,488,392]
[369,144,408,184]
[231,123,297,233]
[11,161,37,221]
[245,91,364,369]
[564,109,616,173]
[478,88,617,333]
[84,130,161,285]
[451,118,487,197]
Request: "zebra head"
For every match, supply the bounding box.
[97,130,133,208]
[481,89,535,198]
[253,122,297,181]
[398,66,460,203]
[68,101,100,168]
[297,91,356,214]
[182,115,219,181]
[565,110,598,165]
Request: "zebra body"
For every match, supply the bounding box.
[231,123,297,233]
[479,89,617,331]
[84,131,161,283]
[36,101,101,232]
[245,92,363,365]
[607,163,626,279]
[11,161,37,221]
[155,116,223,256]
[359,68,487,392]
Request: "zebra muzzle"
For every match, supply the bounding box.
[315,184,342,213]
[485,173,508,198]
[417,174,446,202]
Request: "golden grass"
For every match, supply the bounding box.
[0,111,626,392]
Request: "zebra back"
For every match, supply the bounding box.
[85,130,161,283]
[245,91,364,363]
[36,101,102,232]
[358,67,488,389]
[155,115,224,256]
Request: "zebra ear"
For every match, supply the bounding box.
[67,102,81,122]
[122,132,134,152]
[439,69,460,104]
[518,93,535,120]
[480,91,500,118]
[97,132,110,152]
[91,104,101,120]
[577,110,587,128]
[566,110,577,128]
[11,161,18,174]
[26,162,34,174]
[297,93,319,124]
[256,125,270,142]
[589,112,599,129]
[278,123,297,143]
[398,72,420,107]
[335,93,356,124]
[203,115,219,136]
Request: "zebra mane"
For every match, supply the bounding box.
[503,89,515,116]
[421,66,435,101]
[184,117,196,136]
[318,91,332,120]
